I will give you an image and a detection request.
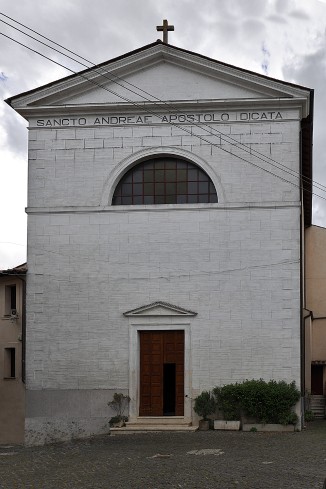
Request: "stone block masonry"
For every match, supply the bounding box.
[10,35,311,443]
[24,110,303,442]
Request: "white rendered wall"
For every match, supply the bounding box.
[25,111,302,443]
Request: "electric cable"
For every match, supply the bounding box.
[0,13,321,195]
[0,23,323,203]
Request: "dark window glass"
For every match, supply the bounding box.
[176,169,187,180]
[188,182,198,194]
[210,194,218,203]
[144,170,154,182]
[144,183,154,194]
[112,157,218,205]
[144,195,155,204]
[198,182,209,193]
[155,183,165,195]
[133,170,142,183]
[188,169,198,181]
[165,160,176,169]
[122,196,132,205]
[156,170,164,181]
[4,348,15,378]
[188,194,198,203]
[198,194,209,203]
[165,170,176,182]
[121,183,132,195]
[166,182,176,194]
[133,183,143,195]
[177,182,187,194]
[155,195,165,204]
[177,195,187,204]
[166,195,176,204]
[133,195,143,204]
[123,173,132,184]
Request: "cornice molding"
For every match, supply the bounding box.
[9,43,311,119]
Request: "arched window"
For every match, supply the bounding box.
[112,157,218,205]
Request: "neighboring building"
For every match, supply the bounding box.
[305,225,326,417]
[0,263,26,444]
[5,40,313,444]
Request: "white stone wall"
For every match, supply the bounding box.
[27,115,301,208]
[25,112,302,442]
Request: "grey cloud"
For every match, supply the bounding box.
[275,0,291,14]
[283,39,326,225]
[289,9,310,20]
[1,101,28,157]
[267,15,288,24]
[241,19,265,37]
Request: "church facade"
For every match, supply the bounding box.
[6,41,313,444]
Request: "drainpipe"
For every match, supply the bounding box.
[16,276,26,384]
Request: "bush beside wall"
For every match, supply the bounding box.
[213,379,300,425]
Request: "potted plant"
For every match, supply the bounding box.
[108,393,131,427]
[193,391,216,430]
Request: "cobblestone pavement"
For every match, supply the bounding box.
[0,422,325,489]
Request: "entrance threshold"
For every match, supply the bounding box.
[110,416,197,434]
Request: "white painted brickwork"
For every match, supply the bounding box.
[17,44,311,442]
[27,205,301,390]
[26,114,302,392]
[24,113,303,443]
[27,118,300,208]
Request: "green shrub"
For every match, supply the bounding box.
[279,411,298,426]
[213,379,300,425]
[213,384,242,421]
[193,391,216,420]
[304,410,315,422]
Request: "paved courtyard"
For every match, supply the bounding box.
[0,421,325,489]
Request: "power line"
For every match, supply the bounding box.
[1,13,322,196]
[1,19,323,203]
[0,17,312,186]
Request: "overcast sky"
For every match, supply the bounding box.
[1,0,326,269]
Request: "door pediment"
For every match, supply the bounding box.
[123,301,197,317]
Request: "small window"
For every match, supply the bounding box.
[5,285,16,315]
[4,348,15,378]
[112,157,218,205]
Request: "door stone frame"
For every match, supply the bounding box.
[128,322,192,423]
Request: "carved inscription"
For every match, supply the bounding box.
[35,111,283,127]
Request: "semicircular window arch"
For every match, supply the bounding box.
[112,157,218,205]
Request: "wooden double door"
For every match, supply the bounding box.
[139,331,184,416]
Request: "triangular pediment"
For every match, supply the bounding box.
[7,41,311,117]
[123,301,197,317]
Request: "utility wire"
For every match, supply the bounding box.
[0,12,322,195]
[1,23,324,202]
[0,15,315,189]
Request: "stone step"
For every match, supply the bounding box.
[309,396,325,419]
[110,424,198,434]
[127,417,192,426]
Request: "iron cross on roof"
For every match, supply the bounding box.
[156,19,174,44]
